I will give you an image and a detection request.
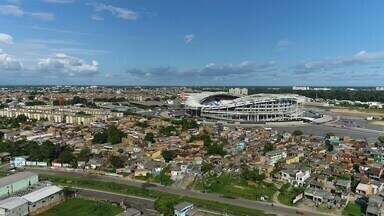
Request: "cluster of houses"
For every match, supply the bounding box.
[3,89,384,215]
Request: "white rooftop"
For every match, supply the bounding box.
[184,92,300,108]
[22,185,62,203]
[0,172,37,188]
[0,197,27,210]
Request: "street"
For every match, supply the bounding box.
[28,167,336,216]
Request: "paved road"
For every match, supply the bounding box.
[28,167,336,216]
[272,123,382,143]
[74,187,158,215]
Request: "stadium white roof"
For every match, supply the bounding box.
[22,185,62,203]
[184,92,301,108]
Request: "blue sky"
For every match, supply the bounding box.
[1,0,384,86]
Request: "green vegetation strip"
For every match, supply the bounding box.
[41,174,272,216]
[342,202,363,216]
[41,197,123,216]
[195,174,277,201]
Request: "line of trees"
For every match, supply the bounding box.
[248,88,384,103]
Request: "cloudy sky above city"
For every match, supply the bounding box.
[1,0,384,86]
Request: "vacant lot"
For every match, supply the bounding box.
[41,198,123,216]
[195,174,277,201]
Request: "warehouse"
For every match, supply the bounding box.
[22,185,64,215]
[0,172,38,198]
[0,197,28,216]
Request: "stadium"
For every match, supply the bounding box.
[184,92,303,123]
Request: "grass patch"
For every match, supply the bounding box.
[40,173,272,216]
[277,183,304,206]
[195,173,277,201]
[343,202,362,216]
[41,198,123,216]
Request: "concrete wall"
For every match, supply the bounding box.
[2,202,28,216]
[28,191,64,215]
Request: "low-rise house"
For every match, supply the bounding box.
[281,168,310,186]
[88,158,102,169]
[265,149,287,165]
[356,183,376,196]
[335,179,351,193]
[285,155,300,165]
[304,187,335,205]
[369,167,384,181]
[366,194,384,216]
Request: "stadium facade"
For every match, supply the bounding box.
[184,92,302,123]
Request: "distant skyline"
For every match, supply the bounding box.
[1,0,384,86]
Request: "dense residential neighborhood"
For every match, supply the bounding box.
[0,86,382,215]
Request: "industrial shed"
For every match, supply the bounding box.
[22,185,64,215]
[0,197,28,216]
[0,172,38,198]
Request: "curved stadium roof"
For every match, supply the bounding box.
[184,92,300,108]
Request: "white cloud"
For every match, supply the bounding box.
[42,0,75,3]
[6,0,21,5]
[127,61,276,79]
[0,5,23,16]
[38,53,99,77]
[275,39,293,49]
[87,2,138,20]
[91,14,104,21]
[0,4,55,21]
[0,33,13,44]
[0,49,23,71]
[30,25,88,35]
[294,50,384,74]
[28,12,55,21]
[184,34,194,44]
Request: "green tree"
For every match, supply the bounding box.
[78,148,91,161]
[107,125,125,144]
[241,167,265,182]
[110,155,124,169]
[58,149,76,164]
[159,125,177,136]
[201,162,213,174]
[144,132,155,143]
[154,195,178,216]
[292,130,303,136]
[263,142,274,153]
[161,150,177,162]
[378,135,384,143]
[325,140,334,152]
[326,132,335,138]
[93,130,108,144]
[206,143,226,156]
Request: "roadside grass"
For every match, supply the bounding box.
[195,173,277,201]
[277,183,304,206]
[342,202,362,216]
[40,173,272,216]
[40,198,123,216]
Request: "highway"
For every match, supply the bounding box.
[27,167,336,216]
[272,123,382,142]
